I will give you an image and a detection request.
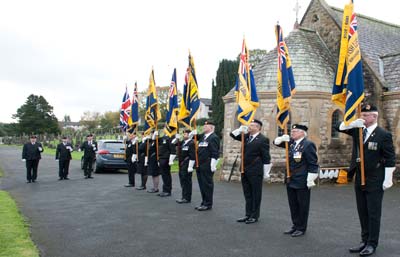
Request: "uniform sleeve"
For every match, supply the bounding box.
[80,143,85,151]
[304,142,319,173]
[209,135,220,160]
[22,144,27,159]
[169,138,177,155]
[261,137,271,164]
[230,132,241,141]
[189,141,196,161]
[56,145,60,159]
[382,132,396,167]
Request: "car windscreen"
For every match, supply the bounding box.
[102,142,125,151]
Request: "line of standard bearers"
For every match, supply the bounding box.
[22,105,396,257]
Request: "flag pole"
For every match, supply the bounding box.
[241,132,245,174]
[357,105,365,186]
[284,125,291,181]
[193,119,199,168]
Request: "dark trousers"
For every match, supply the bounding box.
[355,187,384,248]
[179,166,193,201]
[286,186,311,232]
[83,157,94,177]
[196,161,214,207]
[241,173,263,219]
[159,159,172,193]
[59,160,70,179]
[127,162,137,186]
[26,159,39,181]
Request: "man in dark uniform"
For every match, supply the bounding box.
[230,119,271,224]
[176,129,196,204]
[124,129,138,187]
[153,130,177,197]
[136,133,148,190]
[338,104,396,256]
[144,131,160,193]
[274,124,319,237]
[192,120,220,211]
[55,136,73,180]
[80,134,97,179]
[22,135,44,183]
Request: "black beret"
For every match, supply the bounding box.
[86,133,93,137]
[62,136,67,139]
[204,120,215,126]
[292,124,308,132]
[361,104,378,112]
[183,129,191,134]
[30,135,37,138]
[251,119,263,127]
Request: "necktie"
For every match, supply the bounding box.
[248,135,253,143]
[362,128,367,143]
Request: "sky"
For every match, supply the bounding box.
[0,0,399,123]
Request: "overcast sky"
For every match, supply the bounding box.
[1,0,398,123]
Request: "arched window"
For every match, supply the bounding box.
[278,113,291,136]
[331,110,342,138]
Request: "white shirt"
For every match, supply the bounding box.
[293,137,305,149]
[248,132,260,142]
[364,123,378,143]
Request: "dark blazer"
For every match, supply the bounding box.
[80,141,97,159]
[197,132,220,164]
[339,126,396,190]
[125,139,138,163]
[230,132,271,176]
[22,142,44,160]
[178,139,196,169]
[157,135,177,159]
[56,143,73,161]
[275,138,319,189]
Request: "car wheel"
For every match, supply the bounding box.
[94,161,101,173]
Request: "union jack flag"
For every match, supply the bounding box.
[120,86,131,132]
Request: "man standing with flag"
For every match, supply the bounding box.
[230,38,270,223]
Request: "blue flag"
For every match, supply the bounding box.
[164,69,179,137]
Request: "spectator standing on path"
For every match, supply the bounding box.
[55,136,73,180]
[22,135,44,183]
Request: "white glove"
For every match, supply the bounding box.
[142,136,149,142]
[78,148,82,152]
[171,138,178,144]
[92,146,97,151]
[189,130,197,139]
[67,146,73,152]
[231,128,241,137]
[274,134,290,145]
[144,156,148,166]
[307,173,319,189]
[188,160,195,172]
[211,158,218,172]
[175,134,181,140]
[168,154,176,166]
[152,131,158,140]
[55,159,59,162]
[263,163,272,179]
[131,154,137,162]
[339,119,365,130]
[383,167,395,190]
[38,147,43,152]
[21,159,26,162]
[123,135,127,140]
[131,138,137,145]
[239,125,249,134]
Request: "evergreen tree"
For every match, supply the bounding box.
[13,94,60,135]
[212,59,239,137]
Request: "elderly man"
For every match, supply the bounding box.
[22,135,44,183]
[191,120,220,211]
[124,128,138,188]
[338,104,396,256]
[274,124,319,237]
[230,119,271,224]
[55,136,73,180]
[80,134,97,179]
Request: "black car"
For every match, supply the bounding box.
[81,140,128,173]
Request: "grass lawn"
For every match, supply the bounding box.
[0,166,39,257]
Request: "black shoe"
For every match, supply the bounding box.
[349,242,366,253]
[64,177,69,180]
[176,199,190,204]
[236,216,249,223]
[359,245,375,256]
[245,218,258,224]
[124,184,134,187]
[136,186,146,190]
[197,206,212,211]
[291,230,305,237]
[32,180,36,183]
[284,228,296,234]
[88,176,94,179]
[158,192,171,197]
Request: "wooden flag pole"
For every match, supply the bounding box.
[193,120,199,168]
[357,105,366,186]
[241,132,245,174]
[284,125,291,181]
[155,119,159,161]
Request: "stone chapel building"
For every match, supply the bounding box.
[221,0,400,182]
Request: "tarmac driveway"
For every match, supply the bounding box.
[0,146,399,257]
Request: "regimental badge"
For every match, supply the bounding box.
[199,142,208,147]
[182,146,189,151]
[293,151,302,162]
[368,142,378,151]
[163,139,166,144]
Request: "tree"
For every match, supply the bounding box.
[212,59,239,137]
[100,111,120,131]
[80,111,101,131]
[13,94,60,135]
